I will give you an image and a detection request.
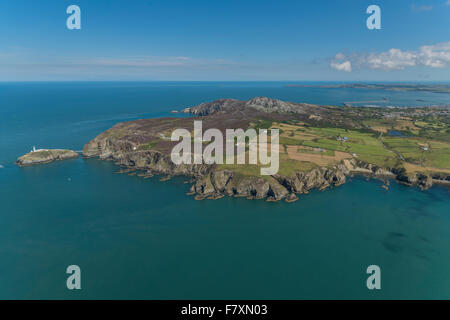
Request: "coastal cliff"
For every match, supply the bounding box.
[83,132,444,202]
[82,133,353,202]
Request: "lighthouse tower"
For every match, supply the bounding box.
[32,146,36,153]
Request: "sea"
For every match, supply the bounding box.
[0,81,449,299]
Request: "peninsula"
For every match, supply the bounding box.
[82,97,450,202]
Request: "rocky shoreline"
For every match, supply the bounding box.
[82,138,449,202]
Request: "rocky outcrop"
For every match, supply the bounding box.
[273,164,349,195]
[188,163,351,201]
[236,177,271,199]
[416,173,433,190]
[181,99,242,116]
[244,97,316,114]
[343,158,435,190]
[267,180,289,200]
[285,193,299,203]
[84,137,210,178]
[16,149,79,166]
[394,171,434,190]
[190,174,289,201]
[182,97,323,116]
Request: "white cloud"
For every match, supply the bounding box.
[366,49,417,70]
[330,60,352,72]
[420,42,450,67]
[330,42,450,72]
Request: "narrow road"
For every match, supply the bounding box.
[378,132,406,161]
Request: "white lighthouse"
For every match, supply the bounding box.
[32,146,36,153]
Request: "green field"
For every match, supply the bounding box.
[383,136,450,169]
[276,125,398,167]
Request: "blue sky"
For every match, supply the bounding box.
[0,0,449,81]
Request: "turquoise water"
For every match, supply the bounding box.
[1,82,450,299]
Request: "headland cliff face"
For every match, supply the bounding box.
[83,134,353,202]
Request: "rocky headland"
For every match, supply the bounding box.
[82,97,450,202]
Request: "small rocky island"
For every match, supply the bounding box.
[16,148,79,166]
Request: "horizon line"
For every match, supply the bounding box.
[1,80,450,83]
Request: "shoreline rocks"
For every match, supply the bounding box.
[82,123,449,203]
[285,193,299,203]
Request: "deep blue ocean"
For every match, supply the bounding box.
[0,82,449,299]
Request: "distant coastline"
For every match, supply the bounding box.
[286,83,450,94]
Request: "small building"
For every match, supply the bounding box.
[31,146,46,153]
[337,136,349,142]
